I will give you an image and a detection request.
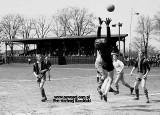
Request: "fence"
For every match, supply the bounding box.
[5,56,130,66]
[5,56,96,65]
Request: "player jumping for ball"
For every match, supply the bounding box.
[95,17,115,102]
[33,54,48,102]
[96,48,116,98]
[130,49,150,103]
[112,52,134,95]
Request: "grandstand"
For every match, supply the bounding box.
[3,34,128,64]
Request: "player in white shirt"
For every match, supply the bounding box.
[112,53,134,95]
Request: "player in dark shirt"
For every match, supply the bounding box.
[44,56,52,81]
[33,54,48,102]
[130,49,150,103]
[94,17,115,102]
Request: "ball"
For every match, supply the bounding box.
[106,4,115,12]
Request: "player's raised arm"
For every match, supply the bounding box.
[97,17,103,38]
[105,18,112,41]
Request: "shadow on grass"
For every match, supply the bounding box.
[151,99,160,103]
[113,104,150,108]
[113,104,160,113]
[114,108,160,112]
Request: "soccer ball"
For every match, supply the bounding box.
[106,4,115,12]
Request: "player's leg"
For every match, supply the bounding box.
[114,73,121,94]
[100,70,108,94]
[95,60,114,100]
[121,73,134,94]
[95,60,103,84]
[102,70,114,102]
[142,78,149,103]
[96,70,104,100]
[96,70,101,83]
[109,86,117,93]
[48,70,51,81]
[101,76,109,102]
[95,62,112,100]
[39,77,47,102]
[133,77,141,100]
[37,82,41,89]
[95,62,104,93]
[98,70,116,97]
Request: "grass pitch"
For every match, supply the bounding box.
[0,64,160,115]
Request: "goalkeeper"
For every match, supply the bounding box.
[33,54,48,102]
[95,17,115,102]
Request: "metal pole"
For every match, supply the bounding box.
[129,9,139,63]
[118,22,121,58]
[118,22,122,59]
[129,8,133,61]
[5,42,8,64]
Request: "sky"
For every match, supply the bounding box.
[0,0,160,52]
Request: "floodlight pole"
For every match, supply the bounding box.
[118,22,122,58]
[129,8,139,63]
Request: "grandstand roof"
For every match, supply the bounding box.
[3,34,128,44]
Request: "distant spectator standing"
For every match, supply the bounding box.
[28,58,31,65]
[45,56,52,81]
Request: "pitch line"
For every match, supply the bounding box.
[1,73,160,83]
[54,67,160,76]
[54,67,95,71]
[0,75,96,83]
[150,92,160,96]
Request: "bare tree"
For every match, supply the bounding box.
[19,18,35,54]
[53,7,97,37]
[32,16,54,38]
[52,15,64,37]
[0,14,24,56]
[20,18,33,38]
[154,11,160,41]
[132,15,154,56]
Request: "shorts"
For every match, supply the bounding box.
[37,74,46,83]
[116,71,124,79]
[136,73,147,81]
[102,61,114,72]
[95,61,103,74]
[95,61,108,79]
